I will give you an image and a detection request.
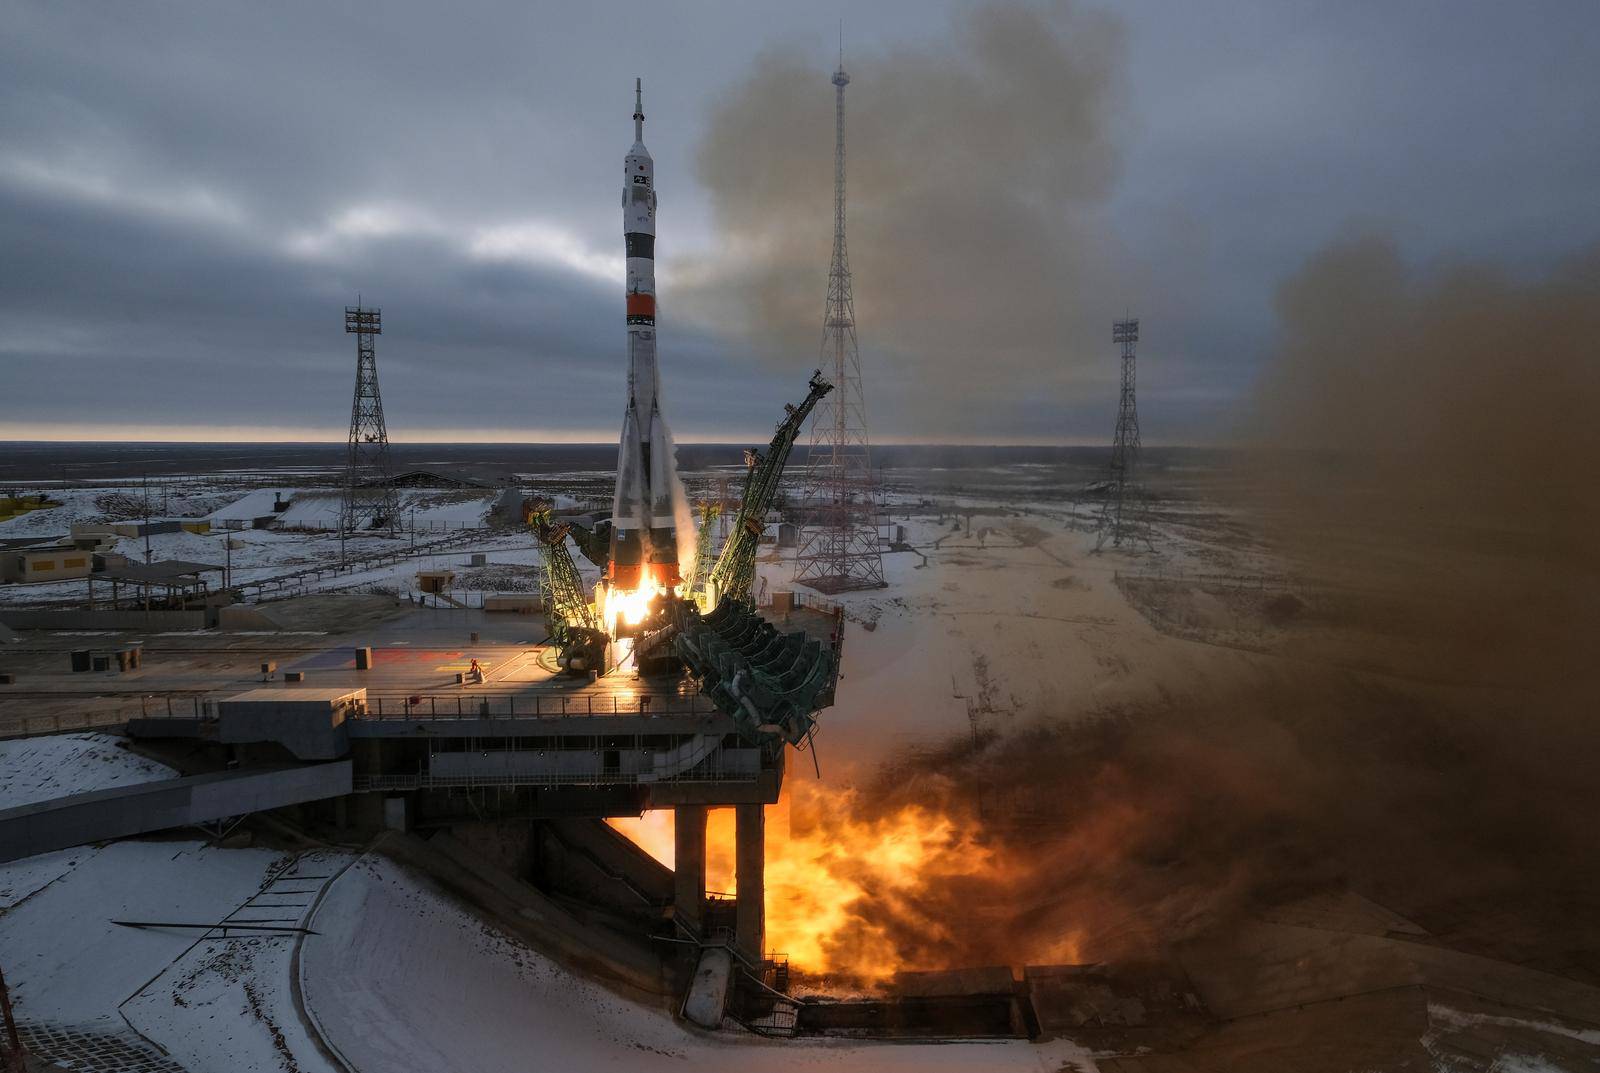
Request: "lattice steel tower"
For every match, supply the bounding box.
[340,303,399,535]
[1095,317,1152,550]
[793,55,886,593]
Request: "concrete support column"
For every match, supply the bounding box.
[735,803,764,961]
[674,805,707,938]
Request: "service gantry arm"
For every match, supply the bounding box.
[526,505,602,636]
[684,499,722,594]
[704,371,832,608]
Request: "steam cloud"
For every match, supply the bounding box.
[782,235,1600,981]
[672,1,1128,439]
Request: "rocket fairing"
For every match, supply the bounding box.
[608,78,680,593]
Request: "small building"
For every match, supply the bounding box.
[0,540,93,583]
[72,519,209,541]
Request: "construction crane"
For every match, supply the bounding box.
[526,504,608,675]
[704,371,832,610]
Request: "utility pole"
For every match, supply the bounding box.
[142,473,152,565]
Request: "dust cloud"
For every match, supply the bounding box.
[672,1,1127,438]
[1243,233,1600,689]
[777,235,1600,983]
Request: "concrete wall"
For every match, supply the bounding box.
[0,761,352,863]
[217,603,281,630]
[533,817,674,912]
[0,608,208,630]
[217,690,360,760]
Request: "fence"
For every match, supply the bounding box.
[0,609,208,630]
[351,761,759,792]
[362,691,717,720]
[0,709,136,740]
[117,689,716,723]
[238,528,489,602]
[273,519,492,533]
[789,591,842,616]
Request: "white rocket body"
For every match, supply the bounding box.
[609,79,680,592]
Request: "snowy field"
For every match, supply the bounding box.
[0,839,356,1072]
[0,840,1096,1073]
[0,481,536,606]
[0,732,175,809]
[302,852,1097,1073]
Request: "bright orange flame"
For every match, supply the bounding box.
[601,583,661,633]
[609,781,1041,980]
[597,564,686,636]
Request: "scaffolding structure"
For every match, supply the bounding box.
[793,58,886,594]
[1095,317,1153,551]
[340,304,399,535]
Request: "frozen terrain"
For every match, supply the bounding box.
[0,732,174,809]
[0,839,351,1072]
[302,852,1099,1073]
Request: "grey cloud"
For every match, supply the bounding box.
[3,0,1600,442]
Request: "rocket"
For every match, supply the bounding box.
[608,78,680,594]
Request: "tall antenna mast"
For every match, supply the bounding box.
[793,48,886,593]
[1095,316,1153,551]
[340,302,399,537]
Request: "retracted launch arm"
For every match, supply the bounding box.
[704,371,832,607]
[527,506,602,635]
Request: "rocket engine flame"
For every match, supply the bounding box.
[610,781,1049,982]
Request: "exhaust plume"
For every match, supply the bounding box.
[752,235,1600,981]
[673,1,1128,438]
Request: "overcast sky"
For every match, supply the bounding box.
[2,1,1597,443]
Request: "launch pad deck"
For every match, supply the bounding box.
[0,602,842,733]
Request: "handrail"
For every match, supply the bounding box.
[363,691,719,720]
[123,689,722,722]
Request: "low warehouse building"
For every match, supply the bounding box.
[0,540,93,583]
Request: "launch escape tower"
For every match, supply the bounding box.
[340,304,399,535]
[1095,317,1153,551]
[793,56,886,594]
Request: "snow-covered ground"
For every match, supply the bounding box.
[0,732,175,809]
[301,852,1098,1073]
[0,839,352,1072]
[0,835,1097,1073]
[748,509,1238,772]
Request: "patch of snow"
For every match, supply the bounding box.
[122,848,353,1073]
[0,841,295,1028]
[0,847,91,910]
[1428,1002,1600,1046]
[208,488,297,523]
[0,733,175,810]
[302,853,1098,1072]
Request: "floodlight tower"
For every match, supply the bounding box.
[793,52,886,593]
[1095,317,1153,551]
[340,303,399,536]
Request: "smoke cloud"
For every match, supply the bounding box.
[673,2,1128,439]
[1243,233,1600,688]
[773,234,1600,982]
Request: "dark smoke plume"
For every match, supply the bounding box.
[673,2,1128,439]
[792,235,1600,982]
